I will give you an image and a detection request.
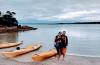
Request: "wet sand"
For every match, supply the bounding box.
[0,46,100,65]
[0,49,100,65]
[0,55,100,65]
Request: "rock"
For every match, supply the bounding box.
[0,25,37,33]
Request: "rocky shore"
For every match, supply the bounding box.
[0,25,37,33]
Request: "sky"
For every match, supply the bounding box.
[0,0,100,23]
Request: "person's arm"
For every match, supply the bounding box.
[65,37,66,45]
[55,36,57,43]
[66,36,68,46]
[55,36,61,43]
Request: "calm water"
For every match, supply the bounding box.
[0,24,100,57]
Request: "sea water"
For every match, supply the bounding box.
[0,24,100,58]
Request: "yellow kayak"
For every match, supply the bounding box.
[32,49,57,61]
[0,42,22,48]
[2,44,41,58]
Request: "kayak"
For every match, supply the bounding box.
[32,49,57,61]
[0,42,22,48]
[2,44,41,58]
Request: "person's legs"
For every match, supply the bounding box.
[62,48,67,60]
[56,47,61,60]
[60,48,63,55]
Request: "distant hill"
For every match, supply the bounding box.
[19,19,100,24]
[73,22,100,24]
[58,22,100,24]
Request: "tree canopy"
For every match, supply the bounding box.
[0,11,18,27]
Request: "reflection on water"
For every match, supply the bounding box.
[0,24,100,58]
[0,24,100,62]
[0,32,18,43]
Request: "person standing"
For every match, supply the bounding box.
[54,32,63,60]
[61,31,68,60]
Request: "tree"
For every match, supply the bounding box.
[0,11,1,16]
[0,11,18,27]
[0,11,3,25]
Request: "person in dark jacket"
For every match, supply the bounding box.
[54,32,63,60]
[61,31,68,60]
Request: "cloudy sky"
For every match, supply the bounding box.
[0,0,100,23]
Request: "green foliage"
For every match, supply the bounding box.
[0,11,18,27]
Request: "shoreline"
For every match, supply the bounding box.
[0,25,37,33]
[0,47,100,65]
[0,54,100,65]
[68,53,100,58]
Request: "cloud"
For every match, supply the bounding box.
[36,10,100,22]
[0,0,100,22]
[52,10,97,20]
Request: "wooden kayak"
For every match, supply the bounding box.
[2,44,41,58]
[0,42,22,48]
[32,49,57,61]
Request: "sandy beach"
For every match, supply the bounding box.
[0,55,100,65]
[0,51,100,65]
